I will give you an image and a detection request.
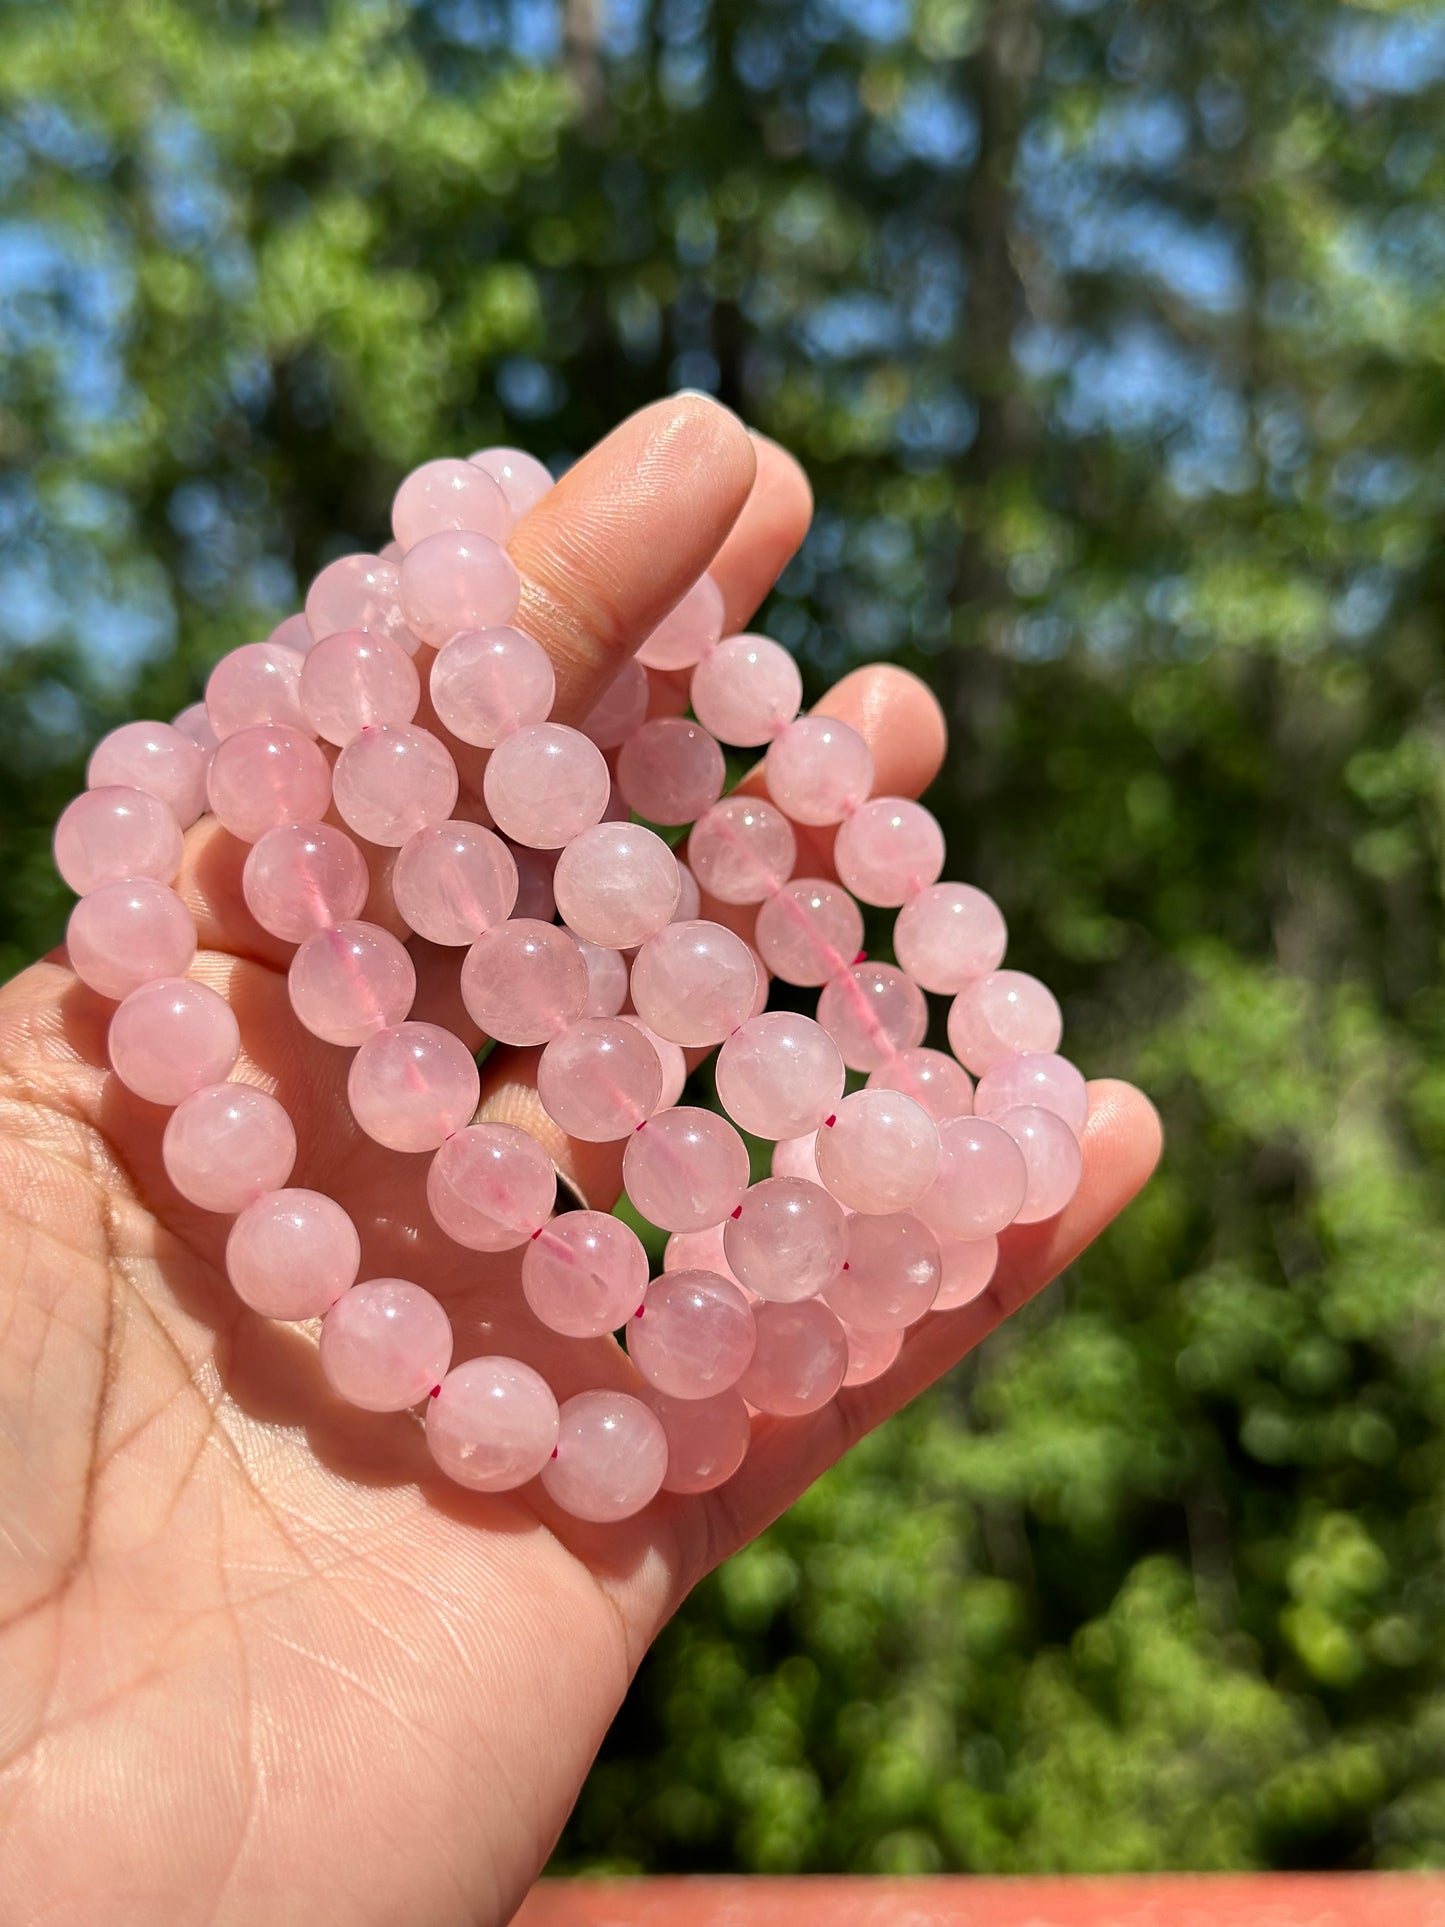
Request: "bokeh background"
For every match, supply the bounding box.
[4,0,1445,1876]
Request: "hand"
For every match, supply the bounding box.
[0,397,1162,1927]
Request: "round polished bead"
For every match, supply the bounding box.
[687,797,797,905]
[468,445,553,516]
[764,716,874,827]
[206,725,331,844]
[332,724,459,848]
[690,634,802,746]
[974,1051,1088,1136]
[542,1391,669,1522]
[997,1104,1084,1223]
[482,723,610,849]
[619,1016,687,1110]
[171,701,219,754]
[630,1271,756,1400]
[427,1123,556,1251]
[429,627,555,748]
[162,1083,296,1213]
[663,1220,740,1284]
[915,1115,1029,1241]
[319,1279,453,1412]
[522,1211,649,1337]
[205,642,310,740]
[737,1299,848,1417]
[673,861,702,922]
[66,880,196,1001]
[947,970,1063,1075]
[226,1189,360,1320]
[754,878,864,987]
[834,798,945,907]
[109,978,239,1106]
[635,573,724,671]
[426,1356,559,1491]
[537,1018,663,1141]
[553,822,680,949]
[392,457,512,550]
[87,721,208,828]
[842,1325,904,1387]
[242,823,369,943]
[714,1012,844,1141]
[816,963,928,1074]
[268,612,315,656]
[894,882,1008,994]
[724,1176,849,1303]
[815,1089,940,1215]
[55,786,184,895]
[580,658,650,749]
[288,921,416,1046]
[299,629,420,746]
[616,717,726,826]
[399,530,520,646]
[622,1105,750,1232]
[393,821,518,945]
[578,939,629,1018]
[347,1022,481,1153]
[654,1389,751,1494]
[933,1236,1000,1311]
[630,920,760,1047]
[306,553,414,652]
[771,1132,823,1186]
[460,918,587,1046]
[824,1212,941,1332]
[509,846,557,921]
[866,1046,975,1121]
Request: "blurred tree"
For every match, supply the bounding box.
[3,0,1445,1875]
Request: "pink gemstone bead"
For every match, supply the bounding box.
[66,880,196,1001]
[630,920,760,1047]
[392,457,512,550]
[289,921,416,1046]
[815,1089,940,1215]
[468,445,553,516]
[934,1237,1000,1311]
[737,1299,848,1417]
[630,1270,756,1400]
[243,823,369,942]
[226,1188,360,1320]
[171,700,219,754]
[578,939,629,1017]
[833,798,945,907]
[816,962,928,1073]
[616,717,726,826]
[867,1046,975,1121]
[509,845,557,921]
[714,1012,845,1140]
[894,882,1008,994]
[332,723,459,848]
[392,820,518,945]
[298,629,420,746]
[461,918,587,1045]
[319,1278,453,1412]
[205,642,310,740]
[268,612,314,656]
[306,553,414,652]
[580,658,650,749]
[426,1356,559,1491]
[108,978,239,1106]
[663,1220,739,1283]
[842,1325,904,1387]
[824,1212,941,1332]
[482,723,610,848]
[553,822,680,949]
[724,1176,849,1303]
[427,1123,556,1251]
[622,1105,750,1232]
[206,725,331,844]
[771,1132,823,1186]
[687,797,797,905]
[620,1016,687,1110]
[754,878,864,986]
[399,530,520,646]
[538,1018,663,1141]
[636,573,724,671]
[975,1052,1088,1136]
[673,861,702,922]
[429,627,556,748]
[87,721,208,828]
[947,970,1064,1075]
[542,1390,669,1522]
[997,1104,1084,1223]
[522,1211,649,1337]
[654,1389,751,1494]
[55,786,184,895]
[690,634,802,746]
[764,716,874,827]
[347,1022,481,1152]
[915,1115,1029,1241]
[162,1082,296,1213]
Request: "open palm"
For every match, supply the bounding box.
[0,397,1161,1927]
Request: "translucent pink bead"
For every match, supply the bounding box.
[620,1016,687,1110]
[289,921,416,1046]
[764,716,873,827]
[673,861,702,922]
[580,658,649,749]
[226,1189,360,1320]
[842,1325,904,1387]
[522,1211,649,1337]
[622,1105,750,1232]
[538,1019,663,1141]
[690,635,802,746]
[687,798,797,905]
[483,724,610,849]
[915,1115,1029,1241]
[429,627,555,748]
[205,642,310,740]
[55,786,184,895]
[66,880,195,1001]
[319,1279,453,1412]
[306,553,414,652]
[663,1220,739,1283]
[867,1046,975,1121]
[824,1212,941,1332]
[754,878,864,986]
[87,721,208,828]
[816,962,928,1073]
[461,918,587,1045]
[616,717,725,826]
[171,701,218,754]
[578,939,629,1017]
[947,970,1064,1075]
[509,845,557,921]
[332,724,459,848]
[654,1389,750,1493]
[392,457,512,550]
[392,821,517,945]
[894,882,1008,994]
[629,920,760,1047]
[427,1123,556,1251]
[468,445,553,516]
[298,629,420,746]
[553,822,680,949]
[347,1022,481,1153]
[399,530,520,646]
[933,1237,999,1311]
[243,823,369,942]
[636,573,724,671]
[815,1089,940,1215]
[997,1105,1084,1223]
[975,1052,1088,1136]
[833,798,945,909]
[206,726,332,844]
[737,1299,848,1417]
[714,1012,844,1141]
[268,612,314,656]
[108,978,239,1106]
[162,1083,296,1213]
[427,1356,559,1491]
[630,1270,756,1400]
[771,1132,823,1186]
[724,1176,848,1302]
[542,1390,669,1522]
